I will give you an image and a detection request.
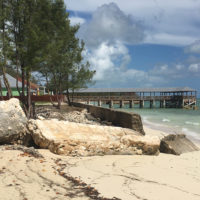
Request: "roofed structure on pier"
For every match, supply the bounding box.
[70,87,196,93]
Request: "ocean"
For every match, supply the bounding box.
[118,99,200,142]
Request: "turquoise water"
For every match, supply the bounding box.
[91,99,200,141]
[117,99,200,142]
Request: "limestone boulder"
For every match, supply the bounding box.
[0,98,30,145]
[28,119,160,156]
[160,134,199,155]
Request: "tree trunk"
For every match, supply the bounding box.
[16,63,21,97]
[26,71,32,118]
[1,1,12,99]
[66,88,71,106]
[0,78,3,100]
[2,67,12,99]
[21,64,26,106]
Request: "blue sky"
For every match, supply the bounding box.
[65,0,200,93]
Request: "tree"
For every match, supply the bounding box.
[9,0,48,117]
[67,61,95,105]
[0,0,94,115]
[0,0,12,98]
[38,0,95,108]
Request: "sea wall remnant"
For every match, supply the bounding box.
[72,102,145,135]
[160,134,199,155]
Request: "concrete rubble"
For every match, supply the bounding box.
[0,98,30,145]
[28,119,160,156]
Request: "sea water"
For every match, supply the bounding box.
[117,99,200,142]
[93,99,200,141]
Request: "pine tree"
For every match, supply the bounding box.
[0,0,12,98]
[38,0,95,108]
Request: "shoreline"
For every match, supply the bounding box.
[143,122,200,148]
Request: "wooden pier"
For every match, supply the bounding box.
[69,87,197,109]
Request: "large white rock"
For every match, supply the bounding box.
[28,119,160,156]
[0,98,29,144]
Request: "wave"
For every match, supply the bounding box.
[182,128,200,141]
[185,121,200,126]
[142,116,179,134]
[162,118,170,122]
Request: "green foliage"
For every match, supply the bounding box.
[0,0,95,111]
[38,0,95,105]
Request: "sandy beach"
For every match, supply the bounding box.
[0,125,200,200]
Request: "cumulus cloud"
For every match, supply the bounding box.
[65,0,200,15]
[188,63,200,73]
[185,40,200,54]
[79,3,144,47]
[87,42,131,81]
[84,39,200,87]
[66,1,200,88]
[85,42,190,87]
[66,0,200,46]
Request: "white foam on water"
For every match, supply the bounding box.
[185,121,200,126]
[162,118,170,122]
[142,116,163,127]
[182,128,200,141]
[142,116,180,135]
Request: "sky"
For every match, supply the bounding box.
[64,0,200,93]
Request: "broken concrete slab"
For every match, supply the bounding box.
[28,119,160,156]
[160,134,199,155]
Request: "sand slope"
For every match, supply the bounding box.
[0,146,200,200]
[0,148,90,200]
[65,152,200,200]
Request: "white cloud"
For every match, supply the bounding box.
[144,33,197,46]
[66,0,200,46]
[79,3,144,47]
[188,63,200,73]
[69,17,85,25]
[65,0,199,14]
[87,42,131,81]
[65,1,200,87]
[185,40,200,54]
[176,64,184,70]
[149,64,189,79]
[85,42,190,87]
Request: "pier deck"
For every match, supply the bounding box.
[69,87,197,109]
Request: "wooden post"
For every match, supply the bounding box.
[150,100,153,108]
[120,100,124,108]
[140,100,144,108]
[109,100,113,108]
[160,100,166,108]
[150,100,155,108]
[160,100,163,108]
[129,100,134,108]
[182,99,184,108]
[98,100,102,107]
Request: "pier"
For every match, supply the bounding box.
[70,87,197,109]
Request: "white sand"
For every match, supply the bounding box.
[0,125,200,200]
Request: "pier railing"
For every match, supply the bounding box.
[71,95,196,101]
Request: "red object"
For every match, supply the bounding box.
[17,77,39,90]
[0,95,64,102]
